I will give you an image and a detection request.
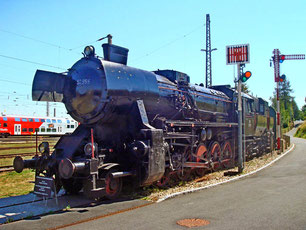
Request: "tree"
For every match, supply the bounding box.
[302,104,306,120]
[241,83,250,94]
[270,78,300,128]
[279,80,293,110]
[292,100,301,120]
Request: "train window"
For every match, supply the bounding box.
[71,125,74,129]
[15,118,20,122]
[57,119,62,123]
[40,119,46,122]
[52,128,56,132]
[29,128,34,132]
[0,123,1,127]
[35,128,39,132]
[22,118,27,122]
[66,120,70,124]
[246,101,253,113]
[47,128,51,132]
[52,119,56,123]
[41,128,45,132]
[260,104,264,114]
[46,119,51,123]
[22,128,27,132]
[35,119,39,122]
[67,125,70,128]
[3,117,7,121]
[3,123,7,127]
[29,118,34,122]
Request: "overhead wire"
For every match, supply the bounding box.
[0,28,69,50]
[0,28,112,52]
[0,28,82,55]
[0,54,66,70]
[130,24,205,63]
[68,35,110,51]
[0,77,31,86]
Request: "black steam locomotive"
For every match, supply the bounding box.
[14,37,275,199]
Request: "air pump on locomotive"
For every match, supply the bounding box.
[13,35,276,199]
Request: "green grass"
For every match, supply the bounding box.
[0,138,59,198]
[0,169,35,198]
[294,121,306,139]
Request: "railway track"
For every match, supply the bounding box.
[0,136,59,143]
[0,165,14,172]
[0,152,38,159]
[0,145,55,151]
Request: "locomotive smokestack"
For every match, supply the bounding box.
[102,35,129,65]
[107,34,112,44]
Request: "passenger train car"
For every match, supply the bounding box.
[0,115,78,137]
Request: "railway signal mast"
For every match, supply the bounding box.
[201,14,217,88]
[271,49,305,150]
[226,44,251,173]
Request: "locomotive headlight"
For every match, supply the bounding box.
[84,45,95,57]
[84,142,96,156]
[38,142,49,154]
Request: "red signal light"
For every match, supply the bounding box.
[240,71,252,82]
[279,55,285,63]
[279,74,286,82]
[244,71,252,78]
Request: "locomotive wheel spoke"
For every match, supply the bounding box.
[209,141,222,171]
[194,143,209,177]
[221,141,233,168]
[174,147,193,181]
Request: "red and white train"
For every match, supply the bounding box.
[0,115,78,137]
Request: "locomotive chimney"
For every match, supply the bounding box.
[102,34,129,65]
[107,34,112,45]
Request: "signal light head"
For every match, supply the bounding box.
[240,71,252,82]
[279,55,285,63]
[279,74,286,82]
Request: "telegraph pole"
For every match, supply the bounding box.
[271,50,305,150]
[201,14,217,88]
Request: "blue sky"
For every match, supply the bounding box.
[0,0,305,117]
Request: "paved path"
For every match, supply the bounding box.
[2,127,305,229]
